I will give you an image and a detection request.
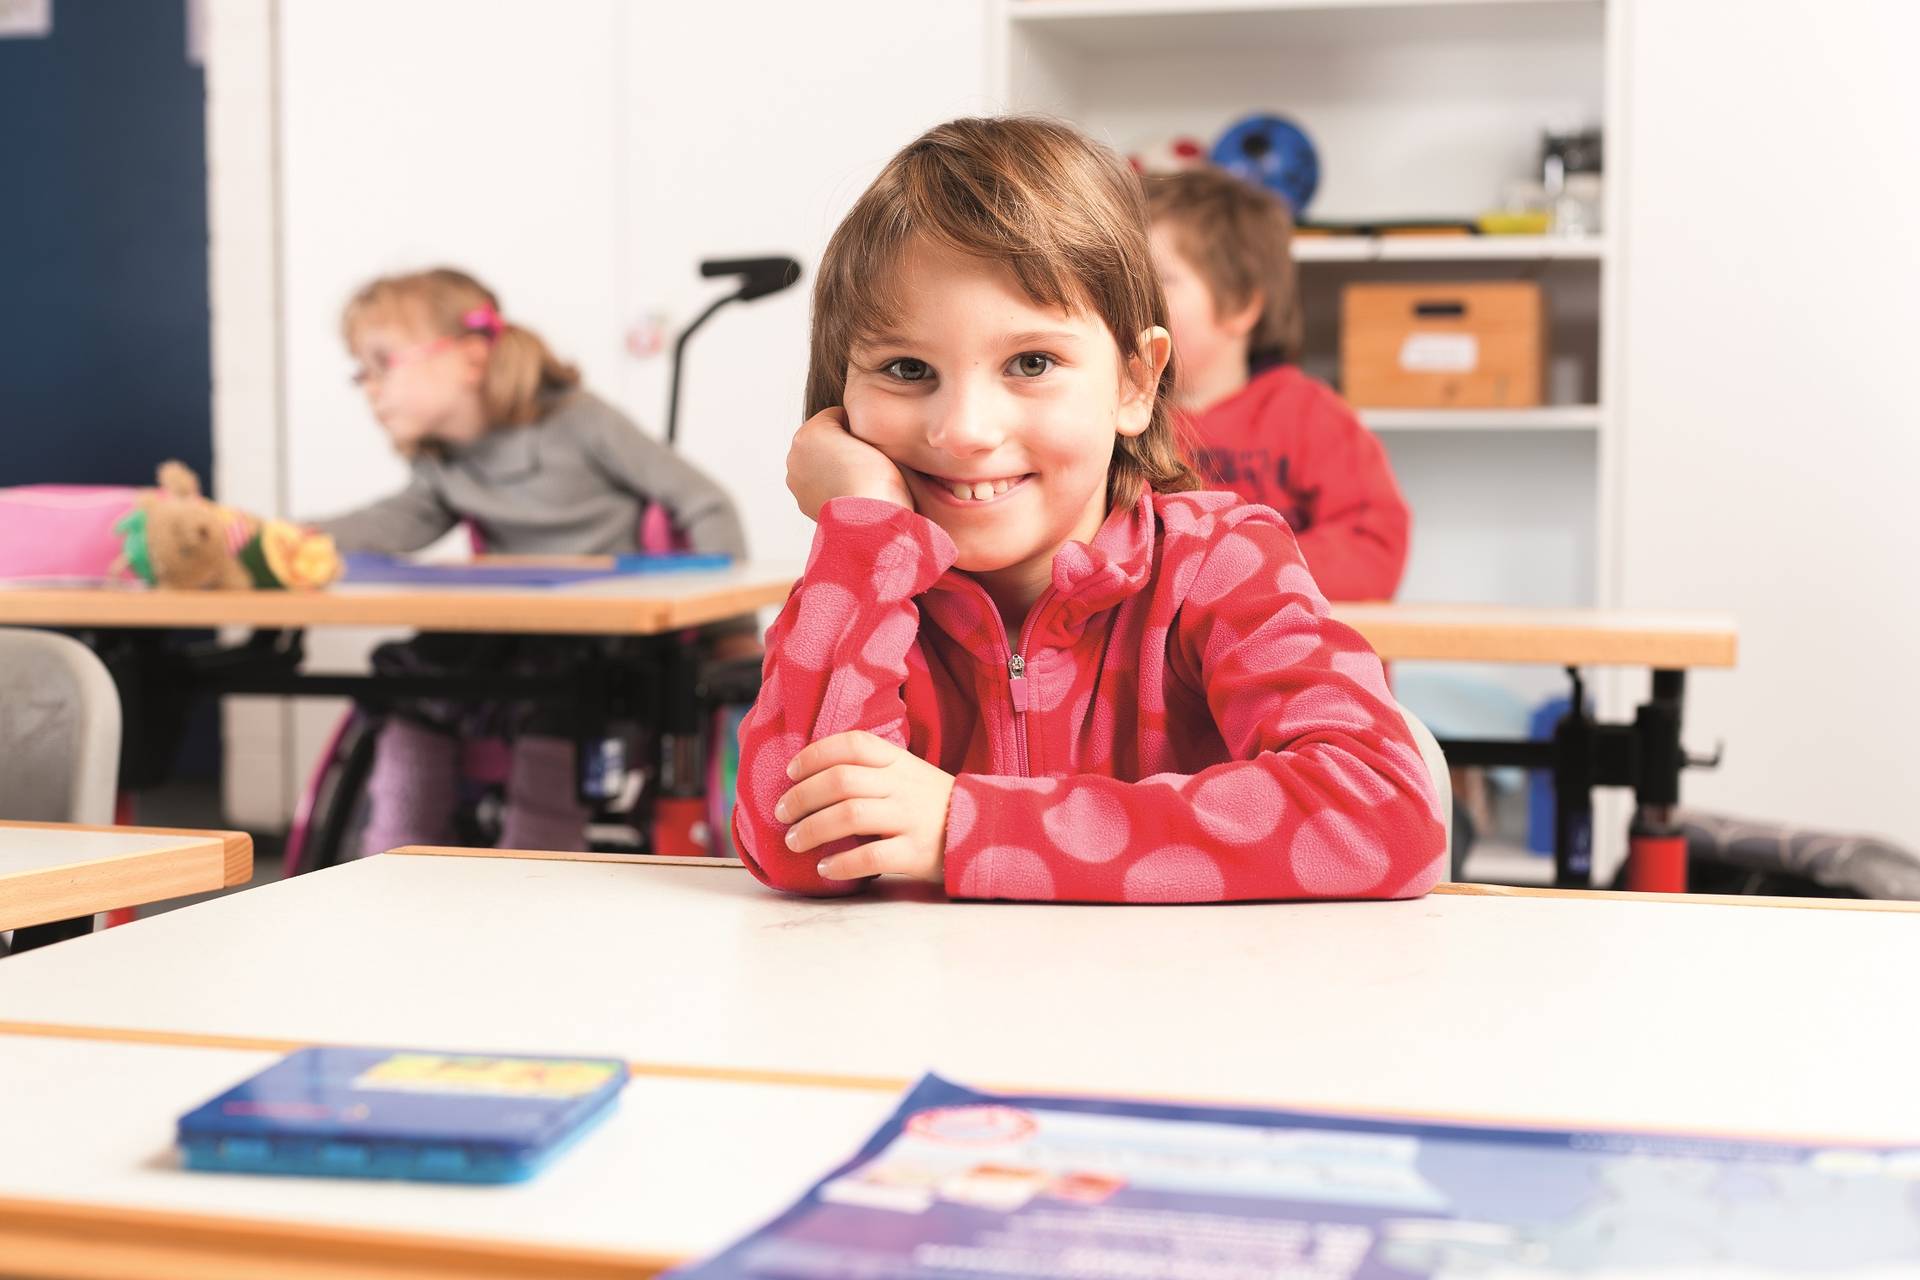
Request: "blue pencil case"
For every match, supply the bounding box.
[177,1047,628,1184]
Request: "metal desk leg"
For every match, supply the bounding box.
[1551,668,1595,888]
[9,915,95,954]
[1625,668,1689,893]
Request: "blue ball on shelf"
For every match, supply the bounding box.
[1211,114,1320,216]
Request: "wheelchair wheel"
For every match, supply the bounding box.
[699,655,762,859]
[284,710,382,876]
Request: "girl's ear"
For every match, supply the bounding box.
[1116,325,1173,439]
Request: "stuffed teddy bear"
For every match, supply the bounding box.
[0,462,340,591]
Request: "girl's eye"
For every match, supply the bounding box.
[349,357,389,387]
[1009,353,1055,379]
[883,358,932,383]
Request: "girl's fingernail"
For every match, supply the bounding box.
[773,800,788,822]
[786,760,798,780]
[785,829,799,849]
[817,859,833,879]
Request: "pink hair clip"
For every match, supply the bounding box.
[462,306,506,339]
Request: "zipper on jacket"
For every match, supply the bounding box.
[962,577,1054,778]
[1007,651,1031,775]
[1004,586,1056,777]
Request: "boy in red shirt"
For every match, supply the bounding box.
[1145,170,1411,601]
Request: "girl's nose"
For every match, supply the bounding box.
[924,382,1005,456]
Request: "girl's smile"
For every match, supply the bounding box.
[911,469,1036,507]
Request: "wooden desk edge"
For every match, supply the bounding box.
[1348,621,1739,669]
[0,579,795,635]
[0,823,252,929]
[0,1193,678,1280]
[0,820,252,888]
[658,581,794,629]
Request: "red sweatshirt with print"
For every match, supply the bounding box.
[1182,365,1410,602]
[732,489,1445,903]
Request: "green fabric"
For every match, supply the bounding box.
[235,532,282,590]
[112,509,157,585]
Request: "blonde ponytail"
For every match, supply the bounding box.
[481,320,578,426]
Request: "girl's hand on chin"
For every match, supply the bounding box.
[786,407,915,520]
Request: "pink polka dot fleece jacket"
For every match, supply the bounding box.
[733,490,1446,903]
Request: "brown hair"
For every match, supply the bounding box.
[1142,168,1304,369]
[807,116,1201,513]
[341,267,579,438]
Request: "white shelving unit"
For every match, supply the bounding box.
[1294,235,1606,262]
[1361,405,1601,433]
[998,0,1629,872]
[996,0,1619,606]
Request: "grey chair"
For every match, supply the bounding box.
[0,628,122,824]
[1397,703,1454,883]
[1,629,123,953]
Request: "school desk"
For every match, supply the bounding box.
[1336,604,1740,892]
[0,821,251,953]
[0,564,799,807]
[1,848,1912,1276]
[0,563,796,635]
[1,850,1909,1143]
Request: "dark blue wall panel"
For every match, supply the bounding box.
[0,0,210,488]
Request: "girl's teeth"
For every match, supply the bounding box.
[941,476,1021,501]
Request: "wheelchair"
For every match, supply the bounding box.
[282,616,762,876]
[282,498,764,874]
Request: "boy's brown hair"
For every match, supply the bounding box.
[807,116,1200,513]
[342,267,579,449]
[1142,168,1304,370]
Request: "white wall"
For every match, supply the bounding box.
[278,0,632,524]
[204,0,290,827]
[1618,0,1920,849]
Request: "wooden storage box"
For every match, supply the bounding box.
[1340,281,1545,408]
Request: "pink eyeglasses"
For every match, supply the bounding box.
[348,336,456,387]
[348,309,505,386]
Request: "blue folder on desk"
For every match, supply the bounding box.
[340,551,731,587]
[177,1047,627,1183]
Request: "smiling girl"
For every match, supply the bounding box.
[733,118,1444,903]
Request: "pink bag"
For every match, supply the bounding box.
[0,485,143,585]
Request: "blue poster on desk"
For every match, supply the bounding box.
[673,1074,1920,1277]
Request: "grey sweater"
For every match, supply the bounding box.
[312,390,748,561]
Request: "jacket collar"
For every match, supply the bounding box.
[923,489,1157,658]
